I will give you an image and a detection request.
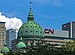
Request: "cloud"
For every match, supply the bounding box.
[33,0,63,7]
[0,12,23,30]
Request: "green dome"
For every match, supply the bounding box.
[1,47,10,53]
[17,1,44,39]
[18,21,44,39]
[16,42,26,49]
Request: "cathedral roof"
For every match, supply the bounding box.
[1,43,10,53]
[18,21,44,39]
[16,42,26,49]
[16,38,26,49]
[17,0,44,39]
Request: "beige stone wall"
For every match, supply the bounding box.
[0,23,6,49]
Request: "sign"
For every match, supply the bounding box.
[44,29,54,34]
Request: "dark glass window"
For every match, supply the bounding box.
[2,35,4,36]
[11,31,14,32]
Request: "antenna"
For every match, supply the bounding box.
[30,0,32,9]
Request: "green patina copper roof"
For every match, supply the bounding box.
[18,21,44,39]
[1,43,10,53]
[27,1,34,21]
[17,0,44,39]
[16,42,26,49]
[16,37,26,49]
[1,47,10,53]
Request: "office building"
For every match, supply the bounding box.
[0,22,6,49]
[62,21,75,38]
[6,29,17,49]
[44,29,69,38]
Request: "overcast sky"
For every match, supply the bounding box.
[0,0,75,30]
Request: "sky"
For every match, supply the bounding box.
[0,0,75,30]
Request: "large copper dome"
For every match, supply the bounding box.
[17,2,44,39]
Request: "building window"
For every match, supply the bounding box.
[2,32,4,33]
[11,31,14,32]
[2,35,4,36]
[2,37,4,39]
[2,40,4,42]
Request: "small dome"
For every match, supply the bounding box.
[1,47,10,53]
[18,21,44,39]
[16,42,26,49]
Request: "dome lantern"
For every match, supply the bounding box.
[27,0,34,21]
